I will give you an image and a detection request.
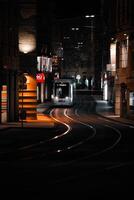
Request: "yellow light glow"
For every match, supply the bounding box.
[26,113,54,123]
[19,31,36,53]
[110,43,116,65]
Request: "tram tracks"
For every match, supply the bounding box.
[19,108,96,161]
[0,104,133,172]
[73,107,134,170]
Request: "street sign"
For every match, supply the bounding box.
[36,73,45,83]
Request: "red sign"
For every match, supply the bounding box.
[36,73,45,83]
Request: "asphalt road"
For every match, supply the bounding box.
[0,95,134,198]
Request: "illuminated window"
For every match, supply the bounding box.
[119,40,128,68]
[110,43,116,65]
[1,85,7,123]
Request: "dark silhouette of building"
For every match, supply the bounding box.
[0,0,37,123]
[0,0,19,123]
[103,0,134,118]
[51,12,108,91]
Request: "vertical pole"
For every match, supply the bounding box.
[0,85,2,124]
[90,17,95,89]
[21,75,24,128]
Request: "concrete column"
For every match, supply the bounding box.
[7,71,17,122]
[115,84,121,115]
[126,89,130,116]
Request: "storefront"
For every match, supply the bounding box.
[18,73,37,121]
[0,69,18,123]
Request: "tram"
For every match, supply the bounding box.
[51,79,74,106]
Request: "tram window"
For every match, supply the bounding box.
[55,83,69,98]
[52,79,74,106]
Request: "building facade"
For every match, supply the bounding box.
[0,0,19,123]
[18,0,37,120]
[106,0,134,118]
[51,15,106,91]
[0,0,37,123]
[114,0,134,118]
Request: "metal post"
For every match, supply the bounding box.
[19,73,25,128]
[0,85,2,124]
[90,16,95,88]
[21,75,24,128]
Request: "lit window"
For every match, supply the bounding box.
[119,40,128,68]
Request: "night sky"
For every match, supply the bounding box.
[0,0,101,18]
[50,0,101,19]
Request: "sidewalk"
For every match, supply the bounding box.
[96,100,134,125]
[1,100,134,130]
[0,104,55,130]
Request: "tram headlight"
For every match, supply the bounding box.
[65,96,69,100]
[51,94,54,99]
[55,96,58,100]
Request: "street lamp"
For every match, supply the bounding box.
[19,31,36,54]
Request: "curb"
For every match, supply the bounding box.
[96,112,134,126]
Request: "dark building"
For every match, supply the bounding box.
[114,0,134,117]
[35,0,109,92]
[51,16,96,89]
[0,0,37,123]
[18,0,37,120]
[18,0,37,74]
[36,1,55,56]
[103,0,134,118]
[0,0,19,123]
[51,13,108,91]
[36,1,55,101]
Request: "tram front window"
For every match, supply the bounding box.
[55,83,69,98]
